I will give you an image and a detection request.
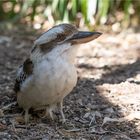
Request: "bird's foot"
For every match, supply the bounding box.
[48,107,55,121]
[60,108,66,123]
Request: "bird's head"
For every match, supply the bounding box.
[31,24,102,61]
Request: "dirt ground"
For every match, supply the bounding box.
[0,27,140,140]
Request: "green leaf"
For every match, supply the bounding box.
[80,0,88,23]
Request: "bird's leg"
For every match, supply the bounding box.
[48,107,54,120]
[59,100,66,123]
[24,109,29,124]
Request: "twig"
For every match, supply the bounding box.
[14,135,21,140]
[1,101,17,110]
[63,128,81,132]
[1,114,20,118]
[89,114,95,126]
[11,120,17,132]
[15,125,27,129]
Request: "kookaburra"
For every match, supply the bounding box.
[14,24,102,123]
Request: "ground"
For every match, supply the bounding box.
[0,27,140,140]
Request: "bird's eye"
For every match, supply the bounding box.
[57,34,66,42]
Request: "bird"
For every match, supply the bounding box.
[14,24,102,123]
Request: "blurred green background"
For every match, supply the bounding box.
[0,0,140,31]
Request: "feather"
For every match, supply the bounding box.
[14,58,33,93]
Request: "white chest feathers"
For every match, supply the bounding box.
[18,47,78,109]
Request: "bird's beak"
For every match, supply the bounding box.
[69,31,102,45]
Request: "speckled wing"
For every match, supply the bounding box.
[14,65,26,93]
[14,58,33,93]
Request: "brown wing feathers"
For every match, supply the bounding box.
[14,58,33,93]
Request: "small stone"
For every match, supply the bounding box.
[95,111,102,118]
[74,117,79,121]
[83,112,90,118]
[2,120,6,125]
[105,108,114,113]
[0,109,4,117]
